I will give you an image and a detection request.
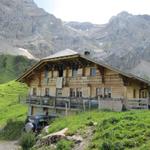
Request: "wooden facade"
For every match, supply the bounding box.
[18,50,150,115]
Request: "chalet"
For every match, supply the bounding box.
[17,49,150,116]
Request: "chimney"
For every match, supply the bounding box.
[84,51,90,56]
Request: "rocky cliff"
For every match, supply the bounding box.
[0,0,150,79]
[0,0,99,58]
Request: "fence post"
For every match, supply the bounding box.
[65,102,68,116]
[98,96,100,109]
[83,100,86,111]
[69,97,71,109]
[148,98,150,109]
[89,99,91,110]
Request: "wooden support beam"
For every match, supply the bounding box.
[38,72,42,87]
[98,66,105,83]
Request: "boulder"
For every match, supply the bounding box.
[36,128,68,147]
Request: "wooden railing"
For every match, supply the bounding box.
[127,98,149,109]
[19,95,150,111]
[20,95,123,111]
[28,96,99,110]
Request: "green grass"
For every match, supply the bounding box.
[56,139,74,150]
[48,110,150,150]
[0,81,28,125]
[0,81,28,140]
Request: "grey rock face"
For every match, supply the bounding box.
[0,0,99,58]
[65,12,150,79]
[0,0,150,79]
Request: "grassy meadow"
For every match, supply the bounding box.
[48,110,150,150]
[1,81,150,149]
[0,81,28,140]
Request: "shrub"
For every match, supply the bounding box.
[56,139,74,150]
[20,132,36,150]
[0,119,24,140]
[113,142,125,150]
[100,141,112,150]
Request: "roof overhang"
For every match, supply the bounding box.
[17,51,150,86]
[16,54,80,82]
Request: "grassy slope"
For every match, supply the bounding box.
[0,81,28,126]
[0,55,36,83]
[48,110,150,150]
[1,80,150,149]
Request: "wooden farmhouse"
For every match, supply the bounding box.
[17,49,150,116]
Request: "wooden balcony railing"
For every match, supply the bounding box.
[19,95,123,110]
[19,95,150,111]
[127,98,149,109]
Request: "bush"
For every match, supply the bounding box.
[0,119,24,140]
[20,132,36,150]
[100,141,112,150]
[56,139,74,150]
[113,142,125,150]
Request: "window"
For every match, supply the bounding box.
[76,88,82,98]
[57,89,62,97]
[58,69,63,77]
[70,88,76,97]
[96,88,104,98]
[104,88,111,98]
[90,68,96,76]
[70,88,82,98]
[45,88,49,96]
[72,68,78,77]
[141,90,147,98]
[33,88,37,96]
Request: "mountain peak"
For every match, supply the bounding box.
[117,11,132,17]
[109,11,133,22]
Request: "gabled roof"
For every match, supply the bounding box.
[17,49,150,85]
[43,49,78,59]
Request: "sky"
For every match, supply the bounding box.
[34,0,150,24]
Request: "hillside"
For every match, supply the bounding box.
[0,81,28,140]
[0,81,150,149]
[0,55,36,83]
[0,81,27,126]
[38,110,150,150]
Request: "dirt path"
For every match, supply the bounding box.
[73,126,94,150]
[0,141,20,150]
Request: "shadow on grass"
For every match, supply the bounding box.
[0,119,24,140]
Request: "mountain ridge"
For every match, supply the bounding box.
[0,0,150,79]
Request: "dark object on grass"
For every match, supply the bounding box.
[24,114,58,133]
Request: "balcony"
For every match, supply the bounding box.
[19,95,150,111]
[19,95,125,111]
[127,98,149,109]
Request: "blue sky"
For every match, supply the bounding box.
[34,0,54,12]
[34,0,150,24]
